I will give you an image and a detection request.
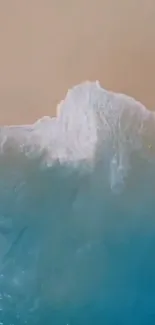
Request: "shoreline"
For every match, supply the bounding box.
[0,1,155,125]
[1,81,153,130]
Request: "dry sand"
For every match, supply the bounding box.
[0,0,155,125]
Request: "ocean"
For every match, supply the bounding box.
[0,81,155,324]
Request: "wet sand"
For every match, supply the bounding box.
[0,0,155,125]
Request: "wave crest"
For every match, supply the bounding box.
[1,81,155,190]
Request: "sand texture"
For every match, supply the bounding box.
[0,0,155,125]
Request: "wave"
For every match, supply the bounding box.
[0,82,155,324]
[1,81,155,190]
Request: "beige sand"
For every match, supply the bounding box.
[0,0,155,125]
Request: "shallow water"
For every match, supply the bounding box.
[0,82,155,324]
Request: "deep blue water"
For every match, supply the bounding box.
[0,82,155,324]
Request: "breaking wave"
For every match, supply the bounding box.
[0,82,155,324]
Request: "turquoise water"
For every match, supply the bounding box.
[0,82,155,324]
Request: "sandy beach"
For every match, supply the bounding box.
[0,0,155,125]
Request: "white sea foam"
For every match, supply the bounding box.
[0,81,155,189]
